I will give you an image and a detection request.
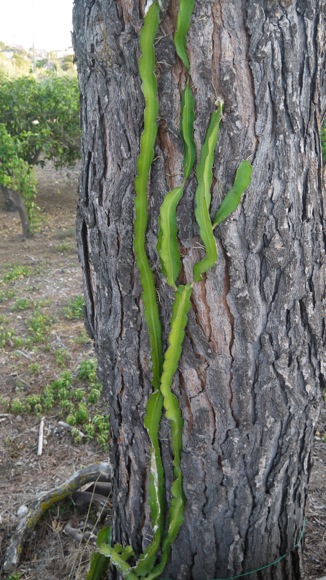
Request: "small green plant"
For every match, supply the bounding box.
[78,358,97,382]
[54,347,71,368]
[10,399,25,413]
[74,330,90,345]
[27,309,53,342]
[5,359,110,449]
[25,394,43,415]
[12,297,33,310]
[92,414,110,448]
[8,572,22,580]
[71,428,83,444]
[7,361,108,448]
[0,124,40,230]
[72,387,86,401]
[88,386,101,404]
[42,386,55,410]
[0,326,17,348]
[28,362,42,375]
[2,264,32,283]
[54,242,73,253]
[37,298,52,308]
[0,288,16,302]
[75,402,89,424]
[85,422,96,441]
[63,295,85,320]
[25,394,42,407]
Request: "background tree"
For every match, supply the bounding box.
[0,74,80,167]
[0,73,81,234]
[0,123,36,237]
[73,1,325,579]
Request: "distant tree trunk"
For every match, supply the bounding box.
[0,185,31,238]
[73,1,325,579]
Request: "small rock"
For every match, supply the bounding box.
[17,505,28,517]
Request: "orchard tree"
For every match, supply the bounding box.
[0,73,81,234]
[0,124,36,237]
[0,74,80,167]
[73,1,324,579]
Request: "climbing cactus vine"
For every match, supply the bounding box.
[93,1,252,578]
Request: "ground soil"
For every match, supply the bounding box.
[0,164,325,579]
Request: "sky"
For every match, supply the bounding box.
[0,0,74,51]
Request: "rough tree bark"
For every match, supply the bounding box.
[72,1,325,579]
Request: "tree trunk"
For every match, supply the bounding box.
[0,184,31,238]
[72,1,325,578]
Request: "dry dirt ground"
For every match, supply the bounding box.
[0,164,325,579]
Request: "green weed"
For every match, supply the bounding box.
[54,242,73,253]
[2,264,32,283]
[0,287,15,302]
[8,360,109,449]
[28,362,42,374]
[74,330,91,345]
[12,297,33,310]
[10,399,25,413]
[78,358,97,382]
[27,309,53,342]
[54,347,71,368]
[0,326,18,348]
[8,573,22,580]
[63,295,85,320]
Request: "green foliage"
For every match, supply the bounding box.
[54,348,71,368]
[0,72,80,231]
[78,358,97,381]
[0,74,80,168]
[0,124,39,224]
[7,572,22,580]
[12,297,33,310]
[28,362,42,375]
[2,264,32,282]
[27,309,53,342]
[54,242,73,253]
[8,360,109,449]
[9,399,25,414]
[63,295,85,320]
[0,288,15,302]
[0,325,18,348]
